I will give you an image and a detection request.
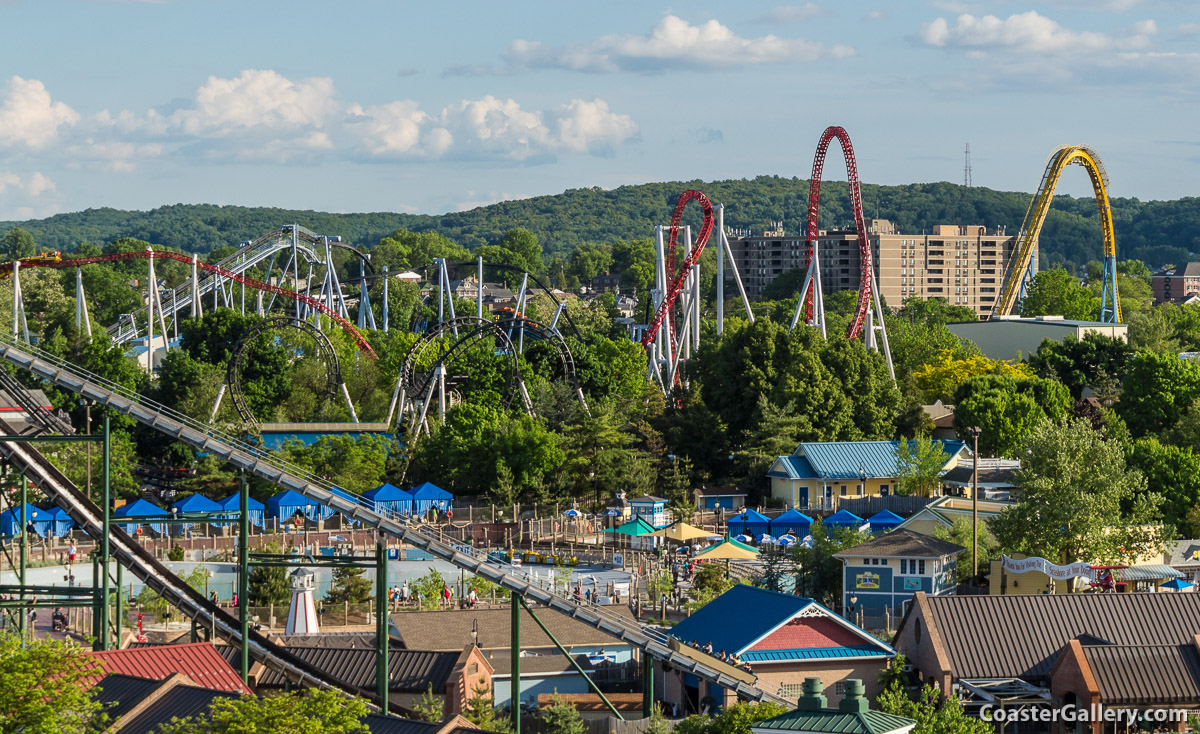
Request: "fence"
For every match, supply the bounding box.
[837,496,934,518]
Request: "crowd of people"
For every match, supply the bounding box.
[690,640,754,674]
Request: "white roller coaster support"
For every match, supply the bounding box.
[208,383,227,424]
[550,302,565,332]
[291,226,301,319]
[868,268,896,381]
[382,266,390,332]
[717,206,725,335]
[691,224,700,354]
[147,249,170,362]
[12,260,27,343]
[515,273,528,353]
[477,257,483,320]
[190,255,203,320]
[340,381,360,424]
[441,260,458,336]
[75,268,92,339]
[720,222,755,325]
[256,291,264,317]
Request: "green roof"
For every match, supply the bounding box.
[602,516,657,536]
[753,709,915,734]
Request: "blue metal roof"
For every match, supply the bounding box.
[114,498,167,517]
[771,509,814,535]
[867,510,905,528]
[217,494,265,511]
[768,455,816,479]
[740,645,892,662]
[794,440,966,479]
[669,584,816,654]
[363,483,412,502]
[410,482,453,500]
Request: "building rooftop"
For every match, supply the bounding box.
[833,529,964,559]
[255,647,463,693]
[390,605,636,651]
[85,642,252,694]
[792,441,967,480]
[1080,643,1200,705]
[899,592,1200,681]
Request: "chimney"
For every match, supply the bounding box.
[838,679,868,714]
[795,677,827,711]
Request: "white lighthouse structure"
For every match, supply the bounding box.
[285,567,319,635]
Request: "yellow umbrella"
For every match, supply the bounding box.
[695,537,760,561]
[647,521,713,543]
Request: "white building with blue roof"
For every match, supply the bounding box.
[768,440,969,511]
[656,584,894,713]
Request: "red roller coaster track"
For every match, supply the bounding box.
[2,251,378,358]
[804,126,873,340]
[640,190,714,351]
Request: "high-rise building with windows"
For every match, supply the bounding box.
[727,219,1018,319]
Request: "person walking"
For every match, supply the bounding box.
[441,583,451,608]
[468,587,478,609]
[68,541,77,564]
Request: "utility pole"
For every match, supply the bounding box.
[966,426,982,579]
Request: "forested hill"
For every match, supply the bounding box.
[3,176,1197,271]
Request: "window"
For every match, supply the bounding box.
[900,559,908,574]
[840,485,848,496]
[468,663,479,674]
[919,560,927,575]
[780,683,805,698]
[834,681,850,695]
[880,484,890,495]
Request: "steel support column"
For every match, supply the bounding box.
[511,592,521,734]
[642,651,654,718]
[18,474,26,642]
[99,415,110,650]
[376,537,389,711]
[239,473,250,684]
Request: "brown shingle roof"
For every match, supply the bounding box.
[390,605,636,651]
[833,529,964,559]
[486,650,594,675]
[1082,644,1200,705]
[907,593,1200,681]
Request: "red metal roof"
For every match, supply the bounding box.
[85,642,252,694]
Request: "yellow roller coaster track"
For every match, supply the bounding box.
[992,144,1120,322]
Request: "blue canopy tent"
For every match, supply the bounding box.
[114,499,168,535]
[363,483,412,517]
[266,490,332,526]
[169,493,222,535]
[770,508,813,538]
[329,487,361,525]
[867,509,904,533]
[216,493,265,528]
[0,503,52,537]
[727,508,770,537]
[47,505,74,538]
[410,482,454,516]
[823,509,867,531]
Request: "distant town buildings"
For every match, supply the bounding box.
[726,219,1017,318]
[1152,262,1200,304]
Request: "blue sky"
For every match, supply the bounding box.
[0,0,1196,221]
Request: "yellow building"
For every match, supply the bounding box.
[897,496,1012,537]
[768,440,969,512]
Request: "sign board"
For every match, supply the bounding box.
[1001,554,1093,581]
[903,577,922,591]
[855,572,880,590]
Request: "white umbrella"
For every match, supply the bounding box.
[777,534,799,547]
[736,534,753,543]
[563,508,583,517]
[605,509,622,517]
[755,533,776,545]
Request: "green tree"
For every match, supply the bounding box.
[909,350,1033,405]
[1020,268,1100,320]
[952,374,1071,457]
[156,689,369,734]
[933,518,998,581]
[414,683,445,723]
[1,227,36,261]
[878,682,991,734]
[373,229,470,270]
[569,242,614,282]
[1118,351,1200,437]
[893,436,950,497]
[462,680,513,733]
[759,549,796,593]
[500,228,544,273]
[137,567,211,617]
[1126,437,1200,532]
[0,632,107,733]
[1028,333,1131,400]
[412,567,449,611]
[1126,308,1180,353]
[181,309,261,365]
[325,566,373,605]
[792,521,865,607]
[248,542,292,608]
[539,694,585,734]
[990,418,1166,564]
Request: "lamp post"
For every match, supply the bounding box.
[858,463,866,498]
[965,426,982,579]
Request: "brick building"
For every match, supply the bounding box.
[1153,262,1200,304]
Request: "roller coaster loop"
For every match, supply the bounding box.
[993,144,1121,323]
[640,190,714,350]
[0,250,378,358]
[804,126,874,340]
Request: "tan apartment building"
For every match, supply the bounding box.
[1152,262,1200,304]
[727,220,1017,317]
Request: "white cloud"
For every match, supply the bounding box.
[754,4,828,24]
[481,14,852,74]
[864,10,885,21]
[0,170,61,220]
[172,69,338,136]
[918,11,1155,54]
[352,96,638,162]
[0,77,80,149]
